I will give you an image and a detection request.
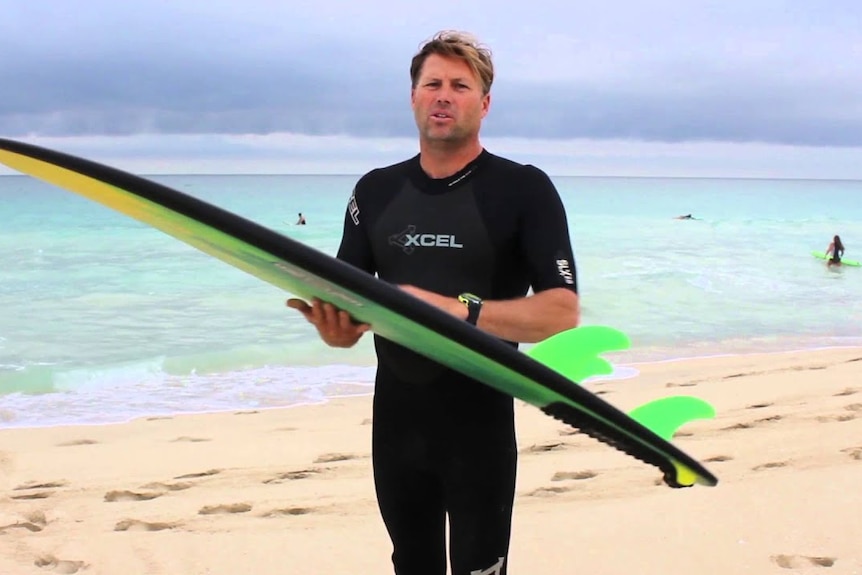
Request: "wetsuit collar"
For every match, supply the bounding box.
[410,149,489,194]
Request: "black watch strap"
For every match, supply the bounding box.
[457,292,483,326]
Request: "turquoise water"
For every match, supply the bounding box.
[1,173,860,428]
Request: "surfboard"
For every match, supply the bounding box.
[0,138,717,488]
[812,251,860,267]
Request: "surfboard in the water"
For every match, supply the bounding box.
[812,250,860,267]
[0,138,717,488]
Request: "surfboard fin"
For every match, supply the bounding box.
[527,326,717,450]
[628,396,716,441]
[525,325,630,383]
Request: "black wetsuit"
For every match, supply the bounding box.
[337,150,578,575]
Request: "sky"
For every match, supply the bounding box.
[2,0,862,178]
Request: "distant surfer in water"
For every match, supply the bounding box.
[825,234,844,266]
[296,212,307,225]
[674,213,696,220]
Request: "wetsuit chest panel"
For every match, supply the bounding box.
[364,179,498,386]
[370,180,495,297]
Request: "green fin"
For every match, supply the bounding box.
[629,396,716,441]
[526,325,630,383]
[527,327,716,441]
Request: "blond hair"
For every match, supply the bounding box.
[410,31,494,95]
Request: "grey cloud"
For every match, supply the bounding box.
[3,1,862,147]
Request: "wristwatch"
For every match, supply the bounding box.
[457,292,483,326]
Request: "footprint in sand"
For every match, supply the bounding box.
[759,415,783,423]
[722,422,754,430]
[140,481,194,492]
[0,521,43,533]
[361,418,373,426]
[173,469,221,480]
[843,403,862,412]
[816,413,857,423]
[14,480,68,491]
[56,439,98,447]
[723,372,758,380]
[0,511,48,534]
[834,388,858,397]
[114,519,177,532]
[262,507,314,517]
[666,381,700,387]
[233,410,259,416]
[11,491,53,500]
[313,453,361,464]
[840,446,862,460]
[551,470,597,481]
[34,554,87,574]
[0,450,12,472]
[198,503,252,515]
[790,365,827,371]
[770,554,836,569]
[146,416,173,421]
[704,455,734,463]
[746,402,773,409]
[522,442,567,454]
[263,469,321,484]
[170,436,212,443]
[526,485,572,497]
[104,490,164,502]
[752,461,789,471]
[723,415,783,431]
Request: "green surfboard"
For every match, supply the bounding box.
[0,138,717,488]
[812,250,860,267]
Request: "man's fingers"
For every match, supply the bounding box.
[337,310,370,333]
[286,298,310,312]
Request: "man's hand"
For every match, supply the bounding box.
[286,298,370,348]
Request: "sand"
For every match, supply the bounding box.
[1,347,861,574]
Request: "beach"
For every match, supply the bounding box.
[2,347,860,574]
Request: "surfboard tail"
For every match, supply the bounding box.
[541,402,717,487]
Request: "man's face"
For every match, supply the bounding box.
[411,53,490,145]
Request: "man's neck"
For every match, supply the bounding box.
[418,139,483,179]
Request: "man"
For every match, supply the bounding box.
[288,30,579,575]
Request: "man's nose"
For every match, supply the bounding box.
[436,86,453,103]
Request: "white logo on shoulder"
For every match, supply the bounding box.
[348,189,360,225]
[556,259,574,284]
[470,556,505,575]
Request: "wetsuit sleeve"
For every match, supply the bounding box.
[519,166,578,293]
[335,181,376,274]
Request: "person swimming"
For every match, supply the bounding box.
[825,234,845,266]
[674,214,696,220]
[296,212,307,225]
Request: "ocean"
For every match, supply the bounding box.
[1,172,860,429]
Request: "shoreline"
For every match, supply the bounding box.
[2,343,861,431]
